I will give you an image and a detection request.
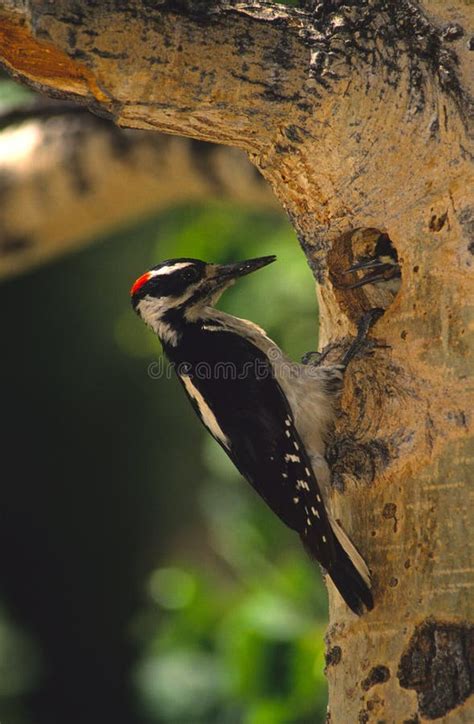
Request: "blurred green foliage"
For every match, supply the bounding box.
[0,78,32,109]
[0,608,42,724]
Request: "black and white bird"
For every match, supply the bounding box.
[343,234,401,293]
[131,256,375,615]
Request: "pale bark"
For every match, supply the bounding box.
[1,0,473,720]
[0,102,276,279]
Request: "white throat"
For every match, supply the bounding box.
[136,296,181,346]
[136,281,237,347]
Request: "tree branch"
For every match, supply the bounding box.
[0,1,311,150]
[1,1,471,146]
[0,102,276,279]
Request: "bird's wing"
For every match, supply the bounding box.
[173,329,336,568]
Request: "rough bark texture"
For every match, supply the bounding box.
[0,101,275,278]
[1,1,473,720]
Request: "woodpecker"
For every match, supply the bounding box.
[131,256,376,615]
[342,234,401,293]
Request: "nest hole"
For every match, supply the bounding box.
[328,228,401,324]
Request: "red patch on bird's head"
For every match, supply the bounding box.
[130,271,152,297]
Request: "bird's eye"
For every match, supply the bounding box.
[183,267,200,283]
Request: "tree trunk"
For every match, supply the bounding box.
[1,1,473,720]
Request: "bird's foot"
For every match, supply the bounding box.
[301,343,340,367]
[363,338,390,355]
[301,350,322,366]
[340,308,384,369]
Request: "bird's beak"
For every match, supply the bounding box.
[345,257,385,274]
[340,256,401,289]
[212,255,276,283]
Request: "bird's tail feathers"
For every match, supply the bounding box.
[329,515,371,589]
[301,516,373,616]
[327,516,373,615]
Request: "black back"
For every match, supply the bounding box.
[164,323,336,569]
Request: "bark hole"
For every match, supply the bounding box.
[328,228,400,324]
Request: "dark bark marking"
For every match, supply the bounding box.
[84,99,117,123]
[457,206,474,253]
[69,48,89,62]
[235,29,254,58]
[327,436,390,491]
[442,24,464,43]
[228,71,300,103]
[262,87,301,103]
[55,13,86,28]
[325,645,342,668]
[428,115,439,139]
[301,0,471,119]
[446,410,468,429]
[283,124,305,143]
[361,664,390,691]
[90,48,128,60]
[398,618,474,720]
[82,28,99,38]
[429,211,448,232]
[157,0,227,25]
[383,502,398,533]
[66,27,77,50]
[263,29,297,72]
[460,144,474,163]
[274,142,292,155]
[425,413,436,453]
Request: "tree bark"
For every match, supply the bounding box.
[1,1,473,720]
[0,101,276,279]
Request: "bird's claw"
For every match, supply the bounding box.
[301,350,322,366]
[362,307,384,330]
[301,344,338,367]
[340,307,385,368]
